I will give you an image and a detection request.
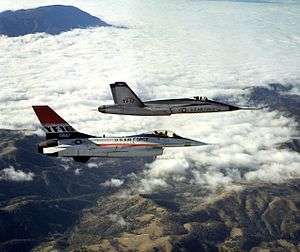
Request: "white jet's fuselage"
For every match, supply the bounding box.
[33,106,209,163]
[42,131,205,158]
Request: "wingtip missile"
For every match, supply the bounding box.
[228,104,267,111]
[239,106,267,110]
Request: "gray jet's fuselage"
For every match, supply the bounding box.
[99,97,240,116]
[98,82,241,116]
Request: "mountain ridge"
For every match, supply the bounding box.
[0,5,111,37]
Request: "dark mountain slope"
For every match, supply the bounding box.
[40,180,300,252]
[0,129,151,251]
[0,5,111,37]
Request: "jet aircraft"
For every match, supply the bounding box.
[33,106,208,163]
[98,82,253,116]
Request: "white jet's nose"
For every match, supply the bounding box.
[185,139,208,146]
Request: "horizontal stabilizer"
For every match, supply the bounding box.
[43,146,67,154]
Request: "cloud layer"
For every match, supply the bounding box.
[101,178,124,188]
[0,166,34,182]
[0,0,299,191]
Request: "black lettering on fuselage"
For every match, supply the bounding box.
[52,126,58,132]
[65,126,75,132]
[44,126,52,132]
[59,133,70,138]
[44,125,75,133]
[111,137,150,142]
[59,126,67,132]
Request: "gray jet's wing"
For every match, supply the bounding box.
[110,82,144,107]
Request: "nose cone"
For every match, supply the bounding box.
[98,105,107,113]
[185,139,208,146]
[229,105,240,111]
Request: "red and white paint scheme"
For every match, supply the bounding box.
[33,106,208,162]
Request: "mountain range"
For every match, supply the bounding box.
[0,5,111,37]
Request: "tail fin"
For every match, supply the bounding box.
[32,106,91,139]
[110,82,144,107]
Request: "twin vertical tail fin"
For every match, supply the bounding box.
[110,82,144,107]
[32,106,91,140]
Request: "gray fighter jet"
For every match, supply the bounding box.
[98,82,252,116]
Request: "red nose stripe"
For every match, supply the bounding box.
[97,144,159,148]
[32,106,67,125]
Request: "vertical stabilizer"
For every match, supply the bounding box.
[110,82,144,107]
[32,106,92,139]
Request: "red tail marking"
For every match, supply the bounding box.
[32,106,67,125]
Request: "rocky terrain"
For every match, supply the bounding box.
[0,5,111,37]
[246,83,300,128]
[0,84,299,252]
[0,130,152,251]
[48,180,300,252]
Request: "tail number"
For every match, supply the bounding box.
[122,97,136,104]
[44,125,75,133]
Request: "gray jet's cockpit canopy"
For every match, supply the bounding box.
[194,96,208,101]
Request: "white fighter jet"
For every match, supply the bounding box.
[33,106,208,162]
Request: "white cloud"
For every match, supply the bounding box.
[74,168,81,175]
[192,170,233,189]
[245,150,300,183]
[87,162,98,168]
[101,178,124,187]
[0,166,34,182]
[0,0,299,192]
[61,164,70,171]
[114,189,134,199]
[109,214,128,227]
[147,158,189,178]
[139,178,169,193]
[137,110,299,192]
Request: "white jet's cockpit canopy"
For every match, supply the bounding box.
[131,130,183,139]
[152,130,182,138]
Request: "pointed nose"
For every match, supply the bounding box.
[229,105,240,111]
[98,105,107,113]
[185,139,208,146]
